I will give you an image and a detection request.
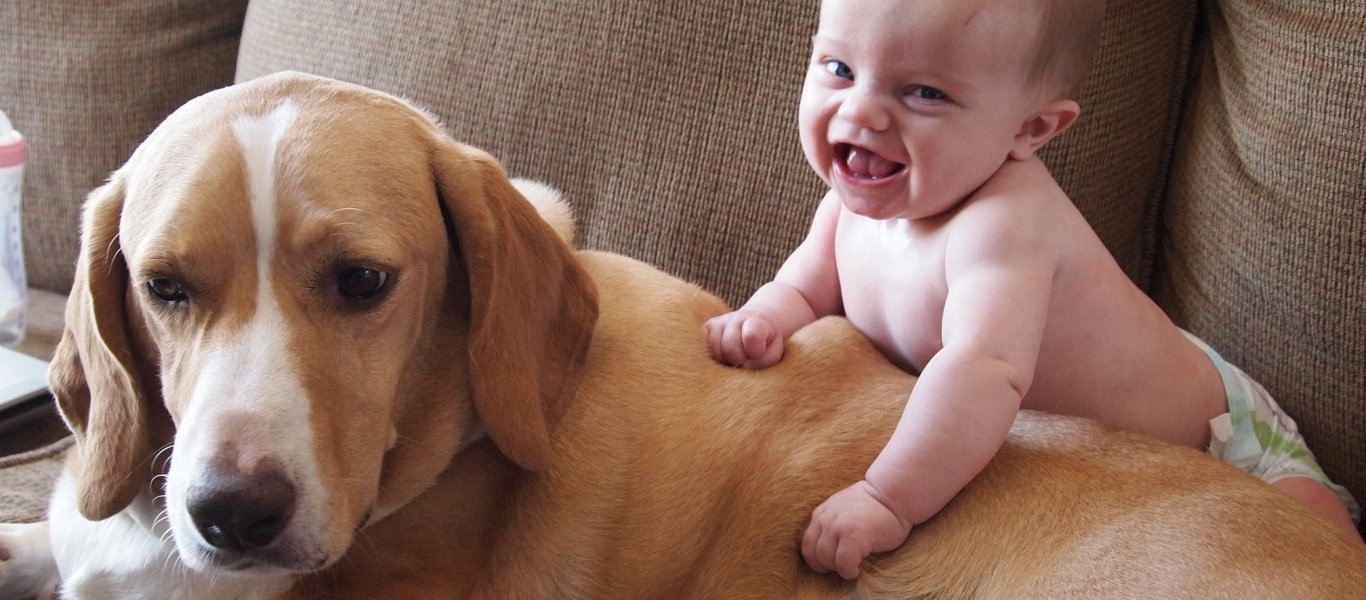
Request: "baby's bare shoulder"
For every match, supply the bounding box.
[948,163,1097,259]
[940,193,1065,272]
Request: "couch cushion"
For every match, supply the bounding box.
[237,0,1194,306]
[1158,0,1365,510]
[0,0,248,293]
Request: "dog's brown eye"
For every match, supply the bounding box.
[146,277,189,303]
[337,268,390,301]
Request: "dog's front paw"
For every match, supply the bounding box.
[0,522,59,600]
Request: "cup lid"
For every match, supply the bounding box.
[0,110,24,168]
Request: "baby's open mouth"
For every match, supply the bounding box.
[835,143,906,180]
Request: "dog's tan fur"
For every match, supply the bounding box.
[6,72,1364,598]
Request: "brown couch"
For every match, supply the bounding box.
[1,0,1361,544]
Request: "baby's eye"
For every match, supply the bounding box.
[907,85,949,101]
[823,60,854,81]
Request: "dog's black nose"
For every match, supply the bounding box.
[188,468,297,553]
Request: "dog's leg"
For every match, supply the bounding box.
[0,521,59,599]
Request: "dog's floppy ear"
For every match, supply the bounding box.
[49,175,160,520]
[431,138,598,471]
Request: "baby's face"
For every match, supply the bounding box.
[799,0,1049,220]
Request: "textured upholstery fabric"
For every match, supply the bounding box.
[0,0,248,293]
[0,437,70,524]
[237,0,1192,306]
[1158,0,1366,506]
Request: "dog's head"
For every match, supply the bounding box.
[47,72,597,573]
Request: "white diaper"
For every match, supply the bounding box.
[1186,332,1360,524]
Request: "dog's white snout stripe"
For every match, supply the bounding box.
[233,100,298,286]
[165,101,327,570]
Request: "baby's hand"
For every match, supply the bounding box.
[703,310,784,369]
[801,480,913,580]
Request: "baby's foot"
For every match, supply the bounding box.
[0,521,60,599]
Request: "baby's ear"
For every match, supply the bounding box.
[1008,99,1080,160]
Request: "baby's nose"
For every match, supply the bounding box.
[836,87,892,132]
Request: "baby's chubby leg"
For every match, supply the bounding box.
[1271,477,1363,544]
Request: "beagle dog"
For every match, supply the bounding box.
[0,72,1362,599]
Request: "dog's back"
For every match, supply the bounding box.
[335,248,1362,599]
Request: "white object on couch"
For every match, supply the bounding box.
[0,344,47,411]
[0,108,27,346]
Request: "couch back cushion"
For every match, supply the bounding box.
[0,0,248,293]
[1158,0,1366,507]
[237,0,1193,307]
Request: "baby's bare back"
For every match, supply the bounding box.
[835,174,1226,450]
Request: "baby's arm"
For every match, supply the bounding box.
[705,192,844,369]
[802,158,1061,578]
[870,159,1057,522]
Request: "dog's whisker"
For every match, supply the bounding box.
[350,526,381,562]
[102,233,123,271]
[151,443,176,470]
[151,495,169,511]
[326,207,372,219]
[134,441,174,478]
[159,543,180,575]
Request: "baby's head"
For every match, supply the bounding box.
[1025,0,1106,100]
[798,0,1104,220]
